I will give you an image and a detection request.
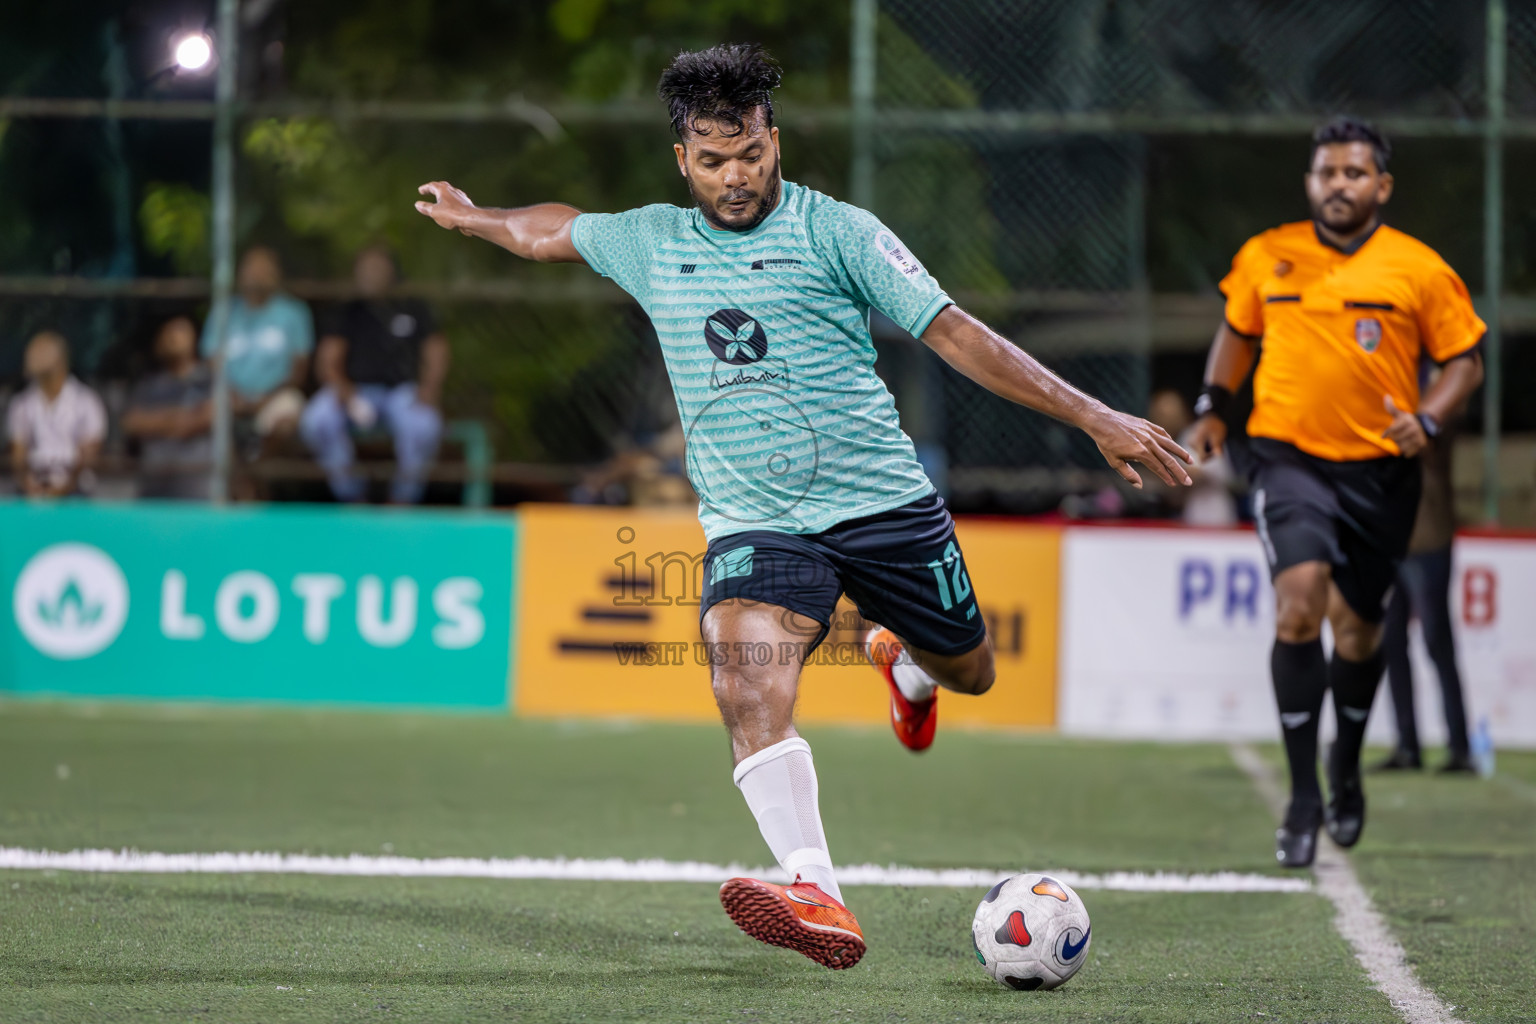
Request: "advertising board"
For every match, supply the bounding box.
[1,502,515,708]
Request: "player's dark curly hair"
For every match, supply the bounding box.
[1311,115,1391,173]
[657,43,782,140]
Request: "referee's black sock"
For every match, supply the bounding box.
[1329,645,1387,776]
[1272,638,1328,816]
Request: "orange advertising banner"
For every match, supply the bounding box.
[512,504,1059,729]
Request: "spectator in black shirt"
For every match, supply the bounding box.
[123,315,213,500]
[300,246,450,503]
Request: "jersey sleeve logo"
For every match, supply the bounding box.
[873,229,926,279]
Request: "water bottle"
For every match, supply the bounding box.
[1470,717,1496,779]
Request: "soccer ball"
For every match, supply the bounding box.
[971,872,1092,990]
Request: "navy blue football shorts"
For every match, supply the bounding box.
[1249,437,1421,623]
[698,493,989,657]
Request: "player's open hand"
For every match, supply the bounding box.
[1088,409,1194,489]
[1382,395,1428,457]
[1186,413,1227,462]
[415,181,477,234]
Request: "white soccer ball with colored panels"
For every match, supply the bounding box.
[971,872,1092,990]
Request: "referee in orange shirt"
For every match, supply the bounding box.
[1189,117,1486,868]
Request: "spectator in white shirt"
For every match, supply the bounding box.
[6,331,107,497]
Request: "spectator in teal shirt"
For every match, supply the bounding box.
[200,246,314,441]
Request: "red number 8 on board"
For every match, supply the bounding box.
[1461,566,1498,627]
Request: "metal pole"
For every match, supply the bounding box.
[1483,0,1506,524]
[849,0,877,210]
[1127,135,1151,414]
[207,0,239,504]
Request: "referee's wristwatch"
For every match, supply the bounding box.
[1416,411,1441,439]
[1194,384,1233,420]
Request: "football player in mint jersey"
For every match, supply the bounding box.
[417,43,1190,970]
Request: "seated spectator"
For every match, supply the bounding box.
[572,422,694,507]
[6,330,106,497]
[301,246,449,504]
[122,316,213,500]
[202,245,313,445]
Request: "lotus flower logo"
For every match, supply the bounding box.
[13,543,129,659]
[703,308,768,365]
[35,578,104,628]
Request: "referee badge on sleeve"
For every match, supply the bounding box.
[1354,317,1383,353]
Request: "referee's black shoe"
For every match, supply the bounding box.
[1325,745,1367,848]
[1276,801,1322,868]
[1370,747,1422,772]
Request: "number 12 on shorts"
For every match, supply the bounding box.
[927,540,973,614]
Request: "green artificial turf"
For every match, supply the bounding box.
[3,875,1396,1024]
[1346,750,1536,1024]
[0,701,1529,1022]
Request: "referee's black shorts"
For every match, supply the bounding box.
[1248,437,1421,623]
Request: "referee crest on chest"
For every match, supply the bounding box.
[1354,317,1383,353]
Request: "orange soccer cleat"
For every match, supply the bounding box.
[719,876,866,969]
[866,627,937,752]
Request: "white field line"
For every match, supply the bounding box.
[0,846,1310,894]
[1228,744,1467,1024]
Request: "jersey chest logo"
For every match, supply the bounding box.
[1354,317,1383,353]
[704,308,769,365]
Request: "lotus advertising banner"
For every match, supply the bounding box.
[0,502,515,708]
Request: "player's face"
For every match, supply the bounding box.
[1306,141,1393,235]
[674,115,782,232]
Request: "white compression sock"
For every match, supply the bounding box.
[891,651,940,702]
[733,737,843,904]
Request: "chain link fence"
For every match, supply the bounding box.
[2,0,1532,517]
[872,0,1518,513]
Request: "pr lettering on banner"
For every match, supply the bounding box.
[1058,530,1280,742]
[1062,528,1536,747]
[1178,558,1264,623]
[1461,566,1497,627]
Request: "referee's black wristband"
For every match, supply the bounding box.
[1194,384,1234,421]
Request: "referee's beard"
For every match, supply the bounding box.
[686,150,783,233]
[1310,191,1379,237]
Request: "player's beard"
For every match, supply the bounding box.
[687,151,783,233]
[1311,190,1378,236]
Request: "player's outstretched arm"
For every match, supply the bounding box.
[414,181,584,264]
[921,304,1192,489]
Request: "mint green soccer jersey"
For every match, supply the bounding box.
[570,180,950,541]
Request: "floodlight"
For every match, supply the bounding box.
[174,33,213,72]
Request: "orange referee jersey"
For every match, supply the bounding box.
[1220,221,1485,462]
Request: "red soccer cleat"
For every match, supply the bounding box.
[866,627,937,752]
[719,876,866,970]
